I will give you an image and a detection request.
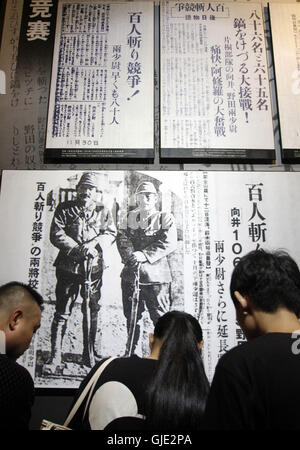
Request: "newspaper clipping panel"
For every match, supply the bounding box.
[0,0,56,169]
[269,3,300,157]
[45,1,154,159]
[1,170,300,388]
[160,1,275,159]
[0,0,154,167]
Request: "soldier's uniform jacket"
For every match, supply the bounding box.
[50,200,116,275]
[117,208,177,284]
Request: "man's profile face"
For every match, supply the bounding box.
[14,305,41,359]
[5,296,41,360]
[136,192,157,211]
[76,184,97,207]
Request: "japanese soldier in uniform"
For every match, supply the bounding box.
[43,172,116,374]
[117,181,178,355]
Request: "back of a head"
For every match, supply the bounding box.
[0,281,43,317]
[153,310,202,340]
[145,311,209,430]
[230,249,300,315]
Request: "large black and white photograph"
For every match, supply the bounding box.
[0,170,184,387]
[1,169,300,388]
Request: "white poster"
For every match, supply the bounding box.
[45,1,154,159]
[269,3,300,157]
[160,1,275,159]
[1,169,300,388]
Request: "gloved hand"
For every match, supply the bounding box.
[127,251,147,268]
[80,241,99,259]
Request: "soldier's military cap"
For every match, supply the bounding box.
[135,181,157,195]
[77,172,99,189]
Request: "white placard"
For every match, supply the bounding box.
[160,1,274,158]
[269,3,300,154]
[46,1,154,158]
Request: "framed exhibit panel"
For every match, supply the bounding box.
[45,0,154,161]
[1,169,300,388]
[0,0,58,169]
[160,1,275,161]
[269,3,300,162]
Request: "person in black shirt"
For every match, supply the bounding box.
[203,248,300,430]
[0,282,43,429]
[68,311,209,430]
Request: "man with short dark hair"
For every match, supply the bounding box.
[203,249,300,430]
[0,281,42,429]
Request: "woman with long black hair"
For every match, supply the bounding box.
[145,310,210,430]
[67,310,209,430]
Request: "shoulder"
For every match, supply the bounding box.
[0,356,34,397]
[100,355,156,373]
[218,335,265,363]
[82,355,153,379]
[217,333,292,373]
[0,357,34,429]
[0,355,33,379]
[216,341,250,371]
[89,356,157,387]
[86,356,156,430]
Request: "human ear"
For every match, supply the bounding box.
[8,310,22,331]
[234,291,248,311]
[149,333,154,350]
[197,340,204,352]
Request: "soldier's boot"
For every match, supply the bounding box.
[90,308,101,361]
[82,302,97,367]
[42,314,67,375]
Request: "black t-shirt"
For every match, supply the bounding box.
[0,355,34,429]
[203,333,300,430]
[69,355,157,430]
